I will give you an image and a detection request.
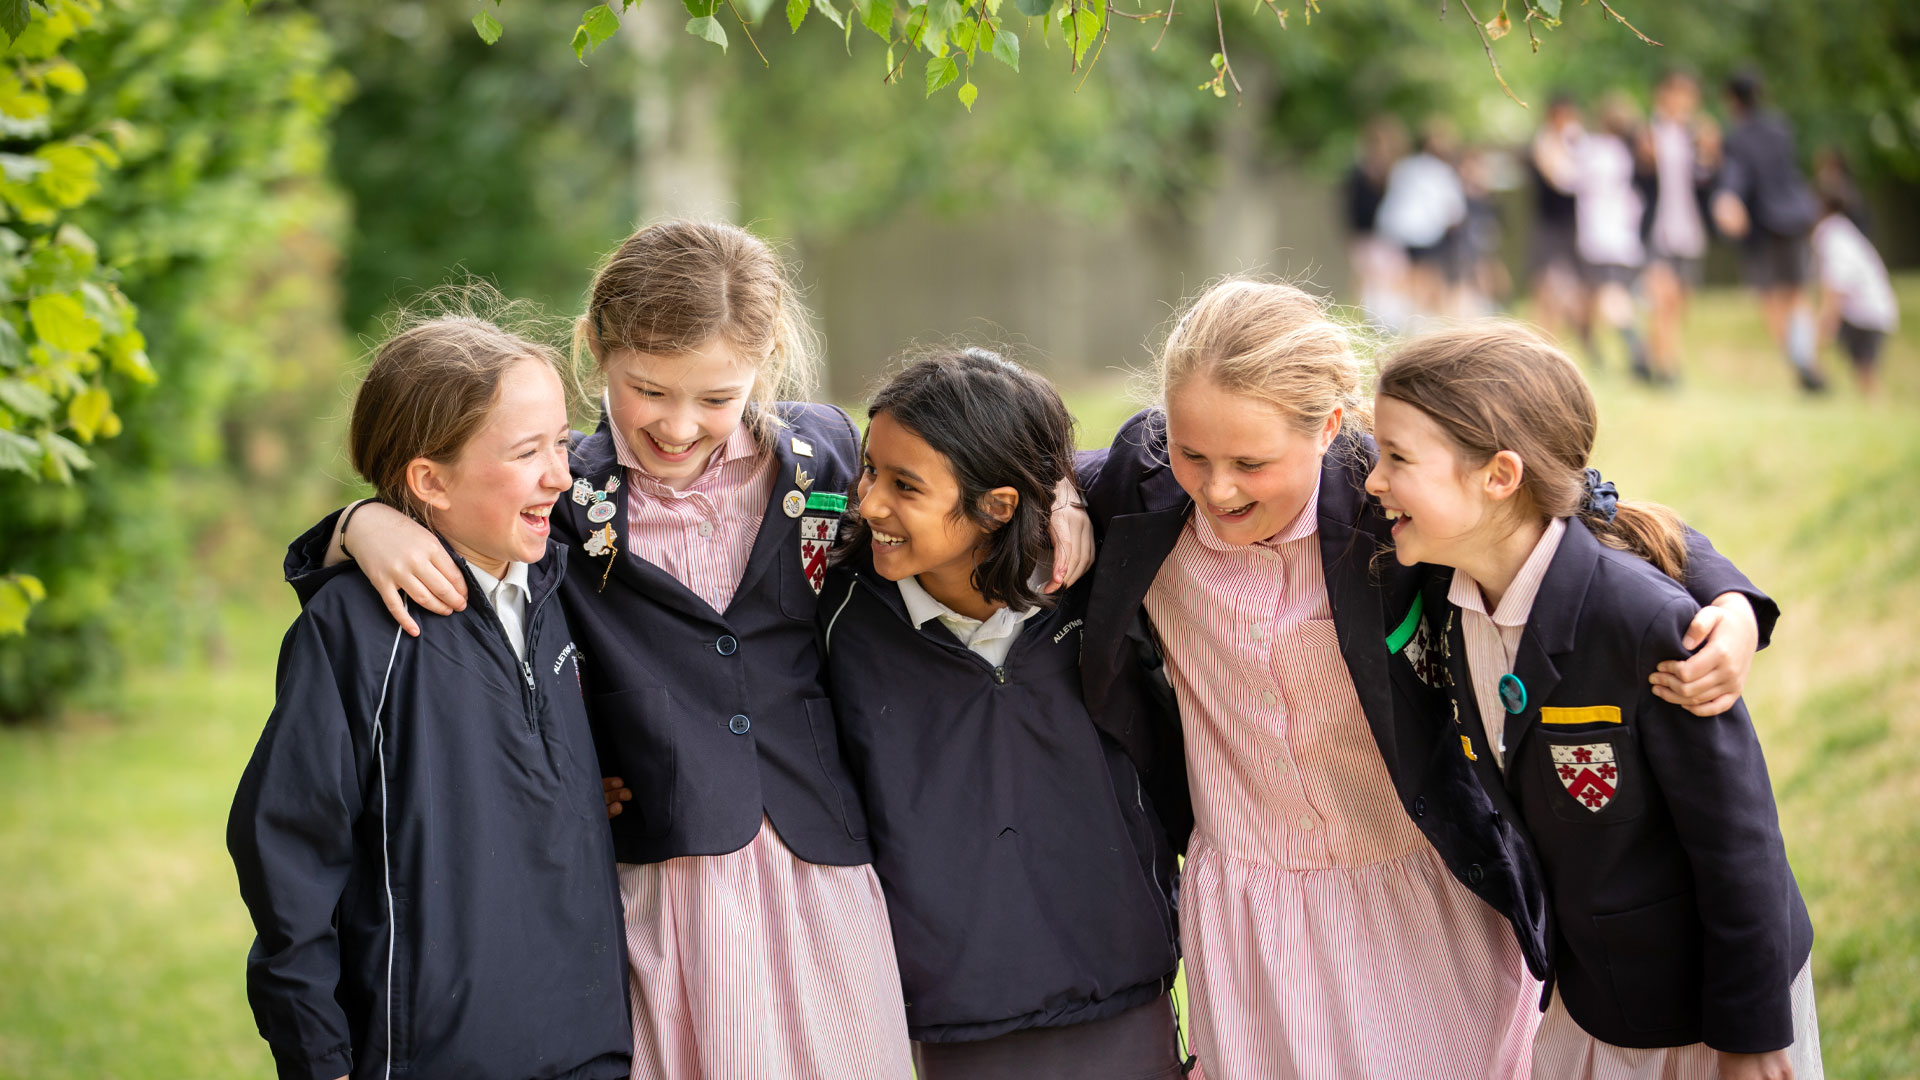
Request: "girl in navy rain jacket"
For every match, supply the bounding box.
[820,349,1187,1080]
[1367,322,1818,1080]
[229,314,630,1080]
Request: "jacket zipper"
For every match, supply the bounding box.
[469,568,555,736]
[851,571,1010,684]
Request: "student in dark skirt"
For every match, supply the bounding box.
[820,348,1187,1080]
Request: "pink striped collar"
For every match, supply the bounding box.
[1449,516,1568,628]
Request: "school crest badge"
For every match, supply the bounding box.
[1551,743,1619,812]
[798,491,848,595]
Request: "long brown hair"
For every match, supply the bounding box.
[351,311,563,524]
[574,220,818,443]
[1376,321,1688,579]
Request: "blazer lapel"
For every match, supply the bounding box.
[731,434,803,612]
[1316,441,1400,770]
[1501,521,1601,766]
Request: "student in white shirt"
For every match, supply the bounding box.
[1812,192,1899,396]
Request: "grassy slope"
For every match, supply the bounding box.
[2,283,1916,1078]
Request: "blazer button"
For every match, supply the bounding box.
[728,714,751,735]
[1467,863,1485,885]
[716,635,738,656]
[1412,796,1427,818]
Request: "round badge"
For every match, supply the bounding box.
[1498,672,1527,714]
[782,490,805,518]
[587,500,617,524]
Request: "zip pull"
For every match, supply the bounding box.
[993,667,1006,685]
[521,660,536,691]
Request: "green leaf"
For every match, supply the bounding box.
[39,430,89,483]
[951,16,974,52]
[685,14,729,48]
[1533,0,1560,17]
[104,330,154,385]
[814,0,845,27]
[580,4,620,51]
[33,143,100,209]
[0,320,23,369]
[0,428,36,474]
[0,576,35,636]
[684,0,720,17]
[922,0,962,41]
[0,376,54,418]
[958,80,978,110]
[473,10,504,43]
[42,60,84,95]
[860,0,892,39]
[0,0,32,47]
[1013,0,1049,17]
[787,0,808,30]
[990,25,1018,68]
[571,23,592,58]
[925,54,959,96]
[66,385,108,442]
[28,293,98,353]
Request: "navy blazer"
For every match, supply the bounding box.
[1078,408,1780,979]
[1418,519,1811,1053]
[289,403,873,868]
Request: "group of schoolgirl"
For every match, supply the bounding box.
[228,217,1819,1080]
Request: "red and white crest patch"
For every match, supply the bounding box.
[1551,743,1619,812]
[799,512,840,594]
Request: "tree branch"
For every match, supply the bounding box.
[1213,0,1242,102]
[1153,0,1177,49]
[1594,0,1660,46]
[1451,0,1523,107]
[723,0,771,66]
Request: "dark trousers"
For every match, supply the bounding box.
[911,994,1188,1080]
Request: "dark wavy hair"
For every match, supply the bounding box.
[843,347,1075,613]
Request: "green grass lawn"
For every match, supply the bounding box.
[3,282,1917,1078]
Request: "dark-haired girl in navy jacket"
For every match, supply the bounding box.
[820,348,1187,1080]
[1367,321,1820,1080]
[229,315,631,1080]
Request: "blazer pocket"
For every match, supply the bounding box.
[1593,892,1703,1034]
[803,696,869,842]
[590,688,677,838]
[1540,729,1646,824]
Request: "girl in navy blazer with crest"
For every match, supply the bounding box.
[1075,279,1778,1077]
[1366,322,1818,1080]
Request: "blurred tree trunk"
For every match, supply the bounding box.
[627,2,736,221]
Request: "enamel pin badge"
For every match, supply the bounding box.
[798,492,847,594]
[1551,743,1619,812]
[791,436,814,458]
[782,490,805,518]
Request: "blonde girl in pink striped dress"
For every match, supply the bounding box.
[1079,280,1768,1080]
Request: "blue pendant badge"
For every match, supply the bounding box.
[1498,672,1527,714]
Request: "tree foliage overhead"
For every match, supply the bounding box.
[0,0,348,717]
[0,0,151,636]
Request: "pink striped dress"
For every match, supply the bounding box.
[1142,483,1538,1080]
[606,419,912,1080]
[1455,520,1824,1080]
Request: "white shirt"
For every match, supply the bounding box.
[1376,153,1467,249]
[1813,213,1899,332]
[896,574,1042,669]
[467,560,533,663]
[1572,134,1645,269]
[1650,118,1707,259]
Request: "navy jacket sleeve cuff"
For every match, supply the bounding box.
[1681,525,1780,650]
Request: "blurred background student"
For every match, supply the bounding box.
[1640,70,1717,384]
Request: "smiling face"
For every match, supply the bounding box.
[1365,395,1498,568]
[412,358,574,579]
[1165,376,1340,546]
[603,337,755,490]
[856,410,1013,609]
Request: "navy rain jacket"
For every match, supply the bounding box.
[229,544,630,1080]
[819,552,1179,1042]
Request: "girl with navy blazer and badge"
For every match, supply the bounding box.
[1075,279,1778,1079]
[1366,323,1818,1080]
[817,349,1186,1080]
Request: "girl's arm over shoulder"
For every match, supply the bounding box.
[227,610,377,1080]
[289,501,466,637]
[1632,595,1802,1057]
[1653,527,1780,716]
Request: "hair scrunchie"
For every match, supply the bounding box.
[1581,466,1620,523]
